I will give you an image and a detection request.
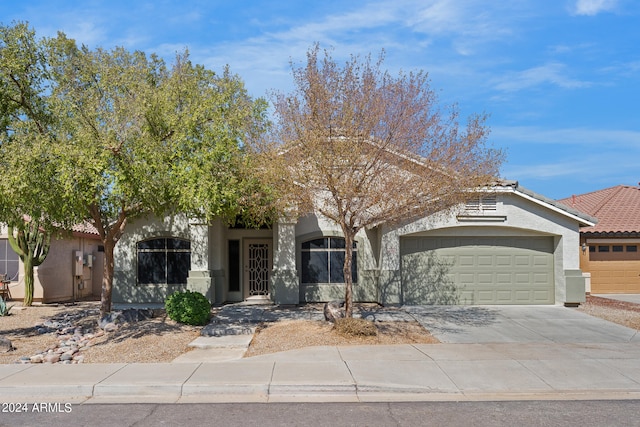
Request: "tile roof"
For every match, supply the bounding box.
[558,185,640,234]
[71,221,100,237]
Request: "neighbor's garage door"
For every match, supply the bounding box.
[401,236,554,305]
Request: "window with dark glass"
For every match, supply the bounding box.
[301,237,357,284]
[612,245,624,252]
[598,246,609,253]
[0,239,19,281]
[137,238,190,285]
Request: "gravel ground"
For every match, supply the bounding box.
[0,295,638,363]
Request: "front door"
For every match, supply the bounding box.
[243,239,272,299]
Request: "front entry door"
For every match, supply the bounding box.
[243,239,272,299]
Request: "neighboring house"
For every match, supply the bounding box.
[559,185,640,294]
[113,180,595,307]
[0,224,104,303]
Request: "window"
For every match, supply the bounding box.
[589,246,596,253]
[627,245,638,252]
[301,237,357,284]
[0,239,19,281]
[228,240,240,292]
[598,246,609,253]
[137,238,190,285]
[612,245,624,252]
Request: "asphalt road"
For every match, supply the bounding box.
[1,401,639,426]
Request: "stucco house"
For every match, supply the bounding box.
[559,185,640,294]
[0,224,103,303]
[112,180,595,307]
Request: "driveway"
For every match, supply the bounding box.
[402,305,640,344]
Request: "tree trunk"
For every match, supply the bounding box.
[100,239,116,316]
[343,230,355,318]
[22,255,34,307]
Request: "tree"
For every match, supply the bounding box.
[47,38,270,316]
[0,22,270,315]
[269,45,504,317]
[0,22,77,305]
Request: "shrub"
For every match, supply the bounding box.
[0,296,12,317]
[334,317,377,337]
[165,290,211,326]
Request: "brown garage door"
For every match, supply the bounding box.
[586,244,640,293]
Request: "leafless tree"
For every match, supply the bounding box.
[267,45,504,317]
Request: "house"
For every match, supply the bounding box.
[559,185,640,294]
[112,180,595,307]
[0,224,104,303]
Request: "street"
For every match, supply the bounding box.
[1,401,639,426]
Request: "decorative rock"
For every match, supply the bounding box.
[323,300,345,323]
[60,353,73,361]
[30,354,44,363]
[0,336,14,352]
[44,353,60,363]
[103,322,118,333]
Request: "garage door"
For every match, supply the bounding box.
[589,260,640,293]
[401,236,554,305]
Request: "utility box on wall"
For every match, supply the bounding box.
[74,251,83,276]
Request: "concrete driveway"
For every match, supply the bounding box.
[402,305,640,344]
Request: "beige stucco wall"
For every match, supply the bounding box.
[0,226,103,303]
[378,189,585,305]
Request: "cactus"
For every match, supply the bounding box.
[7,220,51,307]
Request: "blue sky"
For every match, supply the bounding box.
[2,0,639,199]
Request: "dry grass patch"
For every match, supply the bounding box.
[244,319,438,357]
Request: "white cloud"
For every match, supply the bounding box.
[492,126,640,146]
[572,0,618,16]
[493,63,591,92]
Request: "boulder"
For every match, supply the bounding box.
[323,300,345,323]
[0,336,13,352]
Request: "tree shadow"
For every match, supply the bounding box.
[400,250,461,305]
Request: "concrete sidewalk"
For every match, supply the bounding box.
[1,342,640,403]
[2,301,640,404]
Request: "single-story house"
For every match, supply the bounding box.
[559,185,640,294]
[113,180,595,306]
[0,224,104,303]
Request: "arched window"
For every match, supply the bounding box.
[301,237,357,284]
[137,238,190,285]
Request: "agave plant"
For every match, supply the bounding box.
[0,296,13,316]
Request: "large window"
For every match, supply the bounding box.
[301,237,357,284]
[0,239,19,281]
[137,238,191,285]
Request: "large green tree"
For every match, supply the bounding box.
[0,22,271,314]
[269,45,504,317]
[0,22,76,305]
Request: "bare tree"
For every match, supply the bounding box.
[268,45,504,317]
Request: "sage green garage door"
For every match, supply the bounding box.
[401,236,554,305]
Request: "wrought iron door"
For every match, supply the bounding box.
[245,240,271,297]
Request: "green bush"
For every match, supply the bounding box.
[165,290,211,326]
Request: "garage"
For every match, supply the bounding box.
[401,235,555,305]
[584,244,640,293]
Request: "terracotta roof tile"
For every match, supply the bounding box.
[558,185,640,233]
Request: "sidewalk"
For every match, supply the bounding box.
[1,302,640,404]
[1,342,640,403]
